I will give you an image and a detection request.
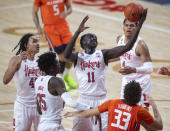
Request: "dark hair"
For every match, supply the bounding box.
[124,80,142,105]
[123,18,138,26]
[80,33,97,49]
[37,52,58,74]
[12,33,34,55]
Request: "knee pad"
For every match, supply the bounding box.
[59,61,65,73]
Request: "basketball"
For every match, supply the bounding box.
[124,3,144,22]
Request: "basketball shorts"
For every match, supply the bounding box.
[44,23,72,54]
[13,100,40,131]
[73,94,108,131]
[121,77,152,108]
[38,119,65,131]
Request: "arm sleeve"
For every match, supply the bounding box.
[136,62,153,74]
[137,107,154,125]
[34,0,42,7]
[98,100,110,113]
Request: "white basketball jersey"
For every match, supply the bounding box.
[14,56,42,107]
[75,50,107,96]
[35,75,64,121]
[118,35,151,89]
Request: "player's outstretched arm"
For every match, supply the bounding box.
[48,77,90,110]
[3,51,27,84]
[102,9,147,64]
[64,107,100,118]
[148,96,163,130]
[64,15,89,62]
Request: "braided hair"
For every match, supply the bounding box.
[12,33,33,55]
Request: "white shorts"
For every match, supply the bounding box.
[73,94,108,131]
[121,77,151,108]
[13,100,40,131]
[38,119,65,131]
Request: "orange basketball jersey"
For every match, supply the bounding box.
[34,0,70,25]
[98,99,154,131]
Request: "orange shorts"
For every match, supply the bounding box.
[44,22,72,51]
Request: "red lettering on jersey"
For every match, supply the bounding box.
[122,53,131,60]
[38,86,44,91]
[24,64,42,77]
[81,60,101,71]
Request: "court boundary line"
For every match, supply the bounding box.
[0,3,170,34]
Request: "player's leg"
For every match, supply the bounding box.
[13,101,32,131]
[32,107,40,131]
[73,117,92,131]
[38,120,65,131]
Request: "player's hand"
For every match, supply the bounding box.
[119,66,136,75]
[95,114,102,131]
[158,67,169,75]
[64,112,75,118]
[77,15,90,33]
[37,27,43,36]
[147,95,155,106]
[139,8,147,25]
[60,12,67,19]
[19,51,28,61]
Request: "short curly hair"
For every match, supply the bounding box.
[37,52,58,74]
[124,80,142,105]
[80,33,97,49]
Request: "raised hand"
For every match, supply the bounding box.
[77,15,89,33]
[139,8,147,25]
[64,112,75,118]
[19,51,28,61]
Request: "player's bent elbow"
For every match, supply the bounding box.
[3,78,9,85]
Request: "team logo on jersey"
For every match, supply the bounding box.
[122,52,131,60]
[80,60,101,71]
[24,65,42,77]
[38,86,44,91]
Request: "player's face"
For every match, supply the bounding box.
[83,34,97,54]
[27,35,40,54]
[123,20,137,38]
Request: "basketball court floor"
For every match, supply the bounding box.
[0,0,170,130]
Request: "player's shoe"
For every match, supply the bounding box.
[64,74,77,89]
[64,80,70,91]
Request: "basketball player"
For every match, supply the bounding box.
[35,51,90,131]
[3,34,41,131]
[32,0,77,91]
[158,67,170,76]
[64,81,163,131]
[64,9,147,131]
[110,17,153,108]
